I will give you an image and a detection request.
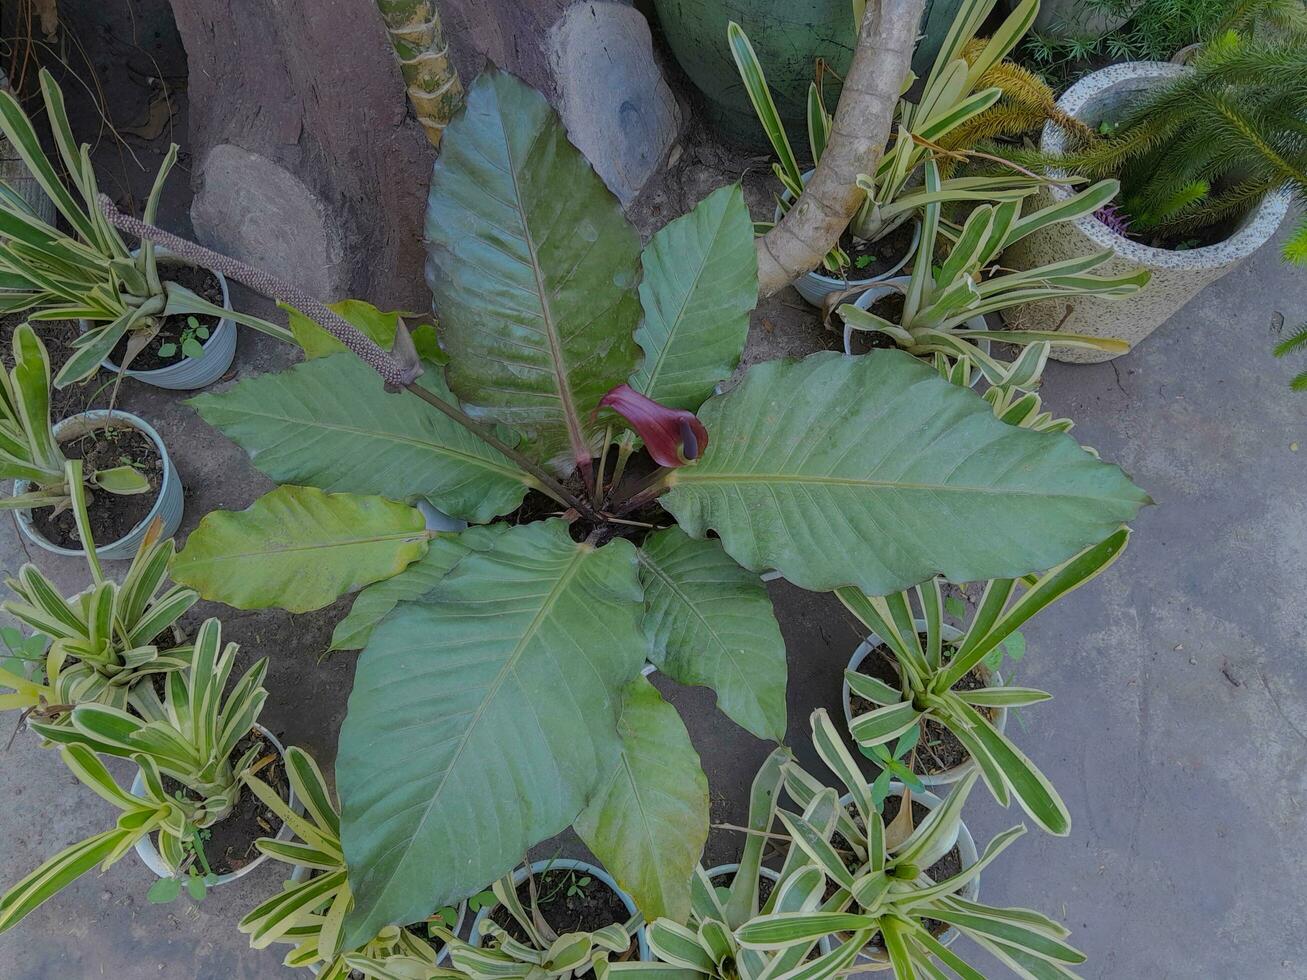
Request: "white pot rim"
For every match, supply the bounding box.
[130,722,299,886]
[841,617,1007,785]
[1040,61,1290,268]
[98,248,233,377]
[468,857,651,961]
[13,409,175,558]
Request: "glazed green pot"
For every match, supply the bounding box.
[652,0,966,148]
[652,0,856,147]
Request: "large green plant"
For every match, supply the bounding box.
[156,69,1145,947]
[838,162,1148,377]
[839,527,1130,835]
[0,70,292,383]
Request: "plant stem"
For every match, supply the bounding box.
[96,196,597,521]
[593,424,612,502]
[611,467,673,516]
[606,434,635,506]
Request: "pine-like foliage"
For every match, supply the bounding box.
[1024,0,1307,67]
[1051,33,1307,263]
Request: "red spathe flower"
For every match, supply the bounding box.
[598,384,709,467]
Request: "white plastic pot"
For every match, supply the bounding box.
[469,858,651,961]
[95,251,236,390]
[703,863,780,898]
[13,410,183,560]
[819,785,980,968]
[777,172,921,308]
[130,723,298,886]
[842,618,1006,787]
[999,62,1290,362]
[847,278,990,386]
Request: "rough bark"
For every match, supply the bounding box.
[169,0,435,307]
[755,0,926,298]
[376,0,464,149]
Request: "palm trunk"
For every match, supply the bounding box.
[376,0,464,149]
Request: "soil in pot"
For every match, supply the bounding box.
[163,728,290,876]
[849,646,996,778]
[845,292,904,354]
[488,869,638,959]
[107,265,224,371]
[838,221,916,281]
[0,311,91,417]
[28,422,163,549]
[709,871,775,906]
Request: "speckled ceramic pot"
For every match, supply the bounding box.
[1000,62,1290,363]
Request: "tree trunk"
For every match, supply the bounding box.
[170,0,435,307]
[754,0,925,298]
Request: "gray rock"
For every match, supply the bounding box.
[190,144,344,300]
[549,2,680,205]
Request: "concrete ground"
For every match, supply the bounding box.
[2,3,1306,978]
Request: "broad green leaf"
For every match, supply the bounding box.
[574,674,709,923]
[284,298,399,359]
[171,485,429,613]
[337,519,645,948]
[637,527,787,741]
[661,352,1149,593]
[329,524,509,651]
[190,352,533,524]
[424,68,642,475]
[629,184,757,410]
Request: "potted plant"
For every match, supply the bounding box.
[0,618,296,931]
[2,505,197,724]
[1,324,182,557]
[449,860,647,967]
[28,618,297,892]
[766,709,1085,976]
[837,527,1130,835]
[837,161,1148,378]
[239,745,465,977]
[729,0,1059,306]
[0,70,293,389]
[101,67,1146,949]
[999,39,1298,360]
[598,747,864,980]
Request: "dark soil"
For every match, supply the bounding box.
[840,220,917,281]
[511,451,674,547]
[710,870,775,906]
[0,311,92,417]
[162,729,290,876]
[1129,213,1240,252]
[108,264,223,371]
[28,421,163,549]
[844,292,904,354]
[850,643,996,777]
[488,868,637,959]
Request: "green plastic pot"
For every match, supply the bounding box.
[652,0,967,148]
